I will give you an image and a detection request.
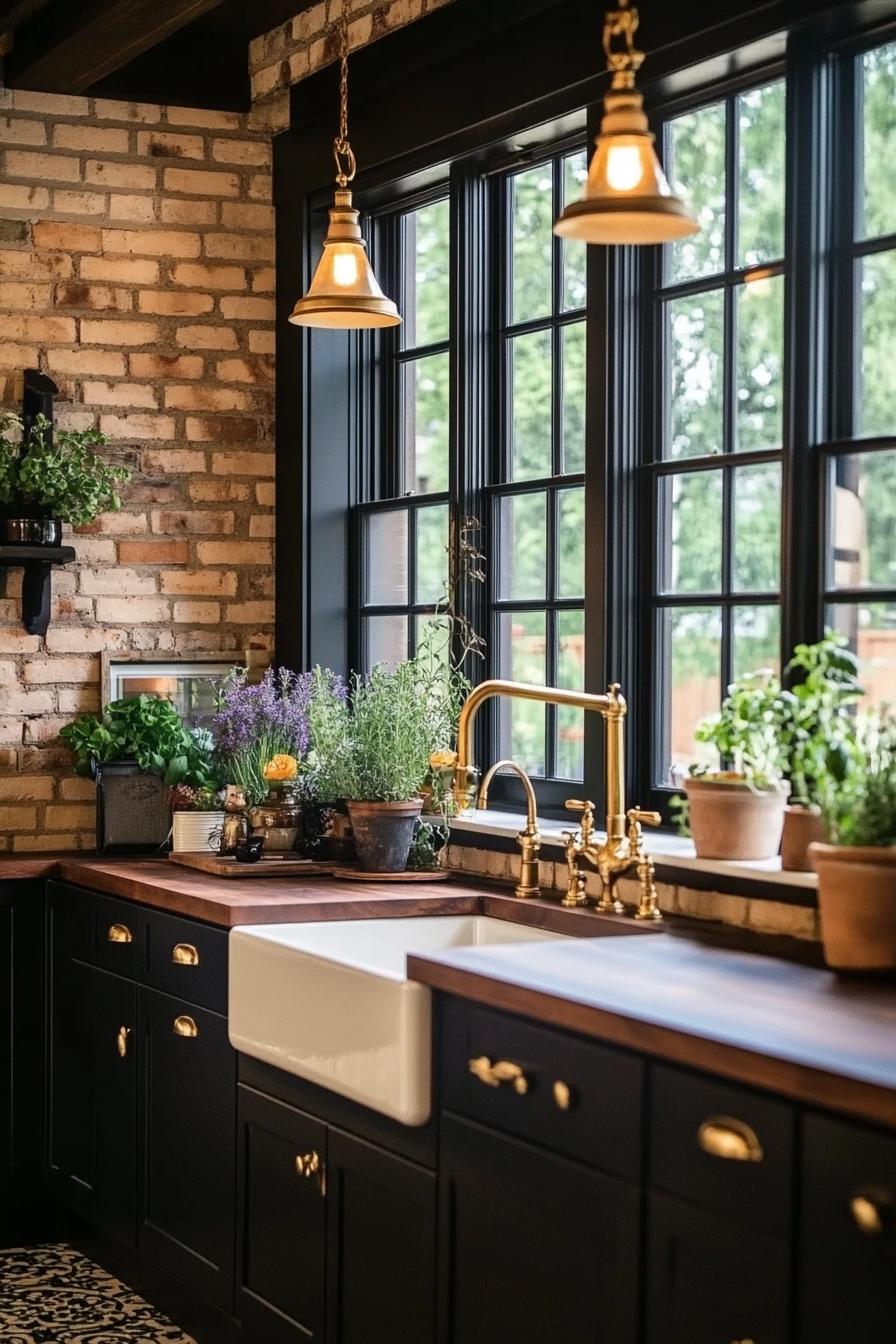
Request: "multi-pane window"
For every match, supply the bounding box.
[358,197,451,670]
[825,41,896,702]
[648,80,787,780]
[492,152,587,780]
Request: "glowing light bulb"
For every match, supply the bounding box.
[605,144,645,193]
[332,250,359,287]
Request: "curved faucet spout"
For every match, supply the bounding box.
[478,759,539,833]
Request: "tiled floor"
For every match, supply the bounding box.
[0,1244,196,1343]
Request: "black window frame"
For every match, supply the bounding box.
[275,1,896,829]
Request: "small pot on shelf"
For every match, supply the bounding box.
[781,803,824,872]
[0,504,62,547]
[684,775,788,861]
[345,799,423,873]
[810,842,896,973]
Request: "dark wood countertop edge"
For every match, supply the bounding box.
[408,956,896,1131]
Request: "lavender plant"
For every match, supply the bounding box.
[211,666,346,806]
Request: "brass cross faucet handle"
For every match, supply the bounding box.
[625,805,663,922]
[562,799,595,907]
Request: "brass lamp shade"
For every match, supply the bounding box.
[289,189,401,330]
[555,85,698,245]
[556,82,698,247]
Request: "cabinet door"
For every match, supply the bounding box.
[139,987,235,1310]
[439,1113,639,1344]
[236,1085,327,1344]
[798,1113,896,1343]
[47,958,137,1246]
[645,1192,789,1344]
[326,1127,436,1344]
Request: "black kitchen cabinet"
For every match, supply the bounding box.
[645,1192,790,1344]
[236,1085,437,1344]
[0,900,12,1240]
[46,953,137,1247]
[139,986,236,1311]
[236,1085,328,1343]
[326,1126,436,1344]
[439,1112,639,1344]
[798,1113,896,1343]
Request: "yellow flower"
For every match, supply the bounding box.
[263,753,299,781]
[430,749,457,770]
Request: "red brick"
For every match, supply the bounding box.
[24,657,98,684]
[172,600,221,624]
[175,325,238,351]
[219,295,275,321]
[196,541,271,565]
[160,570,238,596]
[163,167,240,197]
[165,384,251,412]
[226,600,275,624]
[141,448,206,473]
[0,281,52,309]
[0,248,73,279]
[118,539,190,565]
[54,282,133,311]
[171,262,245,290]
[211,138,269,166]
[215,356,274,384]
[80,256,160,284]
[98,412,175,438]
[108,194,157,223]
[137,289,214,316]
[94,596,169,623]
[53,189,107,216]
[81,319,161,346]
[136,130,205,160]
[152,509,234,535]
[205,233,275,262]
[186,415,258,442]
[211,450,273,476]
[48,349,127,378]
[82,380,157,408]
[129,353,203,379]
[101,228,201,258]
[160,199,218,225]
[33,220,103,252]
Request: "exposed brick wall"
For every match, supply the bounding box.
[250,0,457,127]
[0,90,276,853]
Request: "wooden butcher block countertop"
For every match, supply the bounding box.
[0,854,659,937]
[409,932,896,1129]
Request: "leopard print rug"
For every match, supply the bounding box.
[0,1245,195,1343]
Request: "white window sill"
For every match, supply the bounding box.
[450,809,818,891]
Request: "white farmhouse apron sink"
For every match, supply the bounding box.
[228,915,568,1126]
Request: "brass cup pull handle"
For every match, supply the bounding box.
[116,1025,131,1059]
[173,1015,199,1038]
[468,1055,529,1095]
[107,923,133,944]
[697,1115,764,1163]
[850,1192,888,1236]
[172,942,200,966]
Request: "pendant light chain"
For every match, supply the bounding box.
[602,1,645,89]
[333,13,356,187]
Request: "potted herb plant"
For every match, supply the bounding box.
[168,784,226,853]
[810,710,896,972]
[0,412,129,544]
[309,657,460,873]
[777,633,864,870]
[682,669,790,861]
[60,697,219,853]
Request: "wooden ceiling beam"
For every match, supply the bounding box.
[5,0,227,92]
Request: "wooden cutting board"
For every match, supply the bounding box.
[168,851,335,879]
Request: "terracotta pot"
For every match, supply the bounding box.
[781,804,824,872]
[810,842,896,973]
[684,777,787,861]
[346,799,423,873]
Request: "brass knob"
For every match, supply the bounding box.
[627,807,661,827]
[468,1055,529,1095]
[116,1025,131,1059]
[295,1151,320,1178]
[107,923,133,944]
[172,943,200,966]
[697,1116,764,1163]
[173,1015,199,1038]
[553,1080,574,1111]
[850,1193,887,1236]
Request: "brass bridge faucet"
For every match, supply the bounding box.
[453,679,662,921]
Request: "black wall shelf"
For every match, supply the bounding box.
[0,545,76,637]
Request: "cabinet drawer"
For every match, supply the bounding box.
[440,998,643,1180]
[650,1064,795,1237]
[92,893,140,978]
[47,882,138,978]
[798,1113,896,1343]
[141,909,227,1013]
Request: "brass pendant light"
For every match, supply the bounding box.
[554,1,698,246]
[289,17,401,329]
